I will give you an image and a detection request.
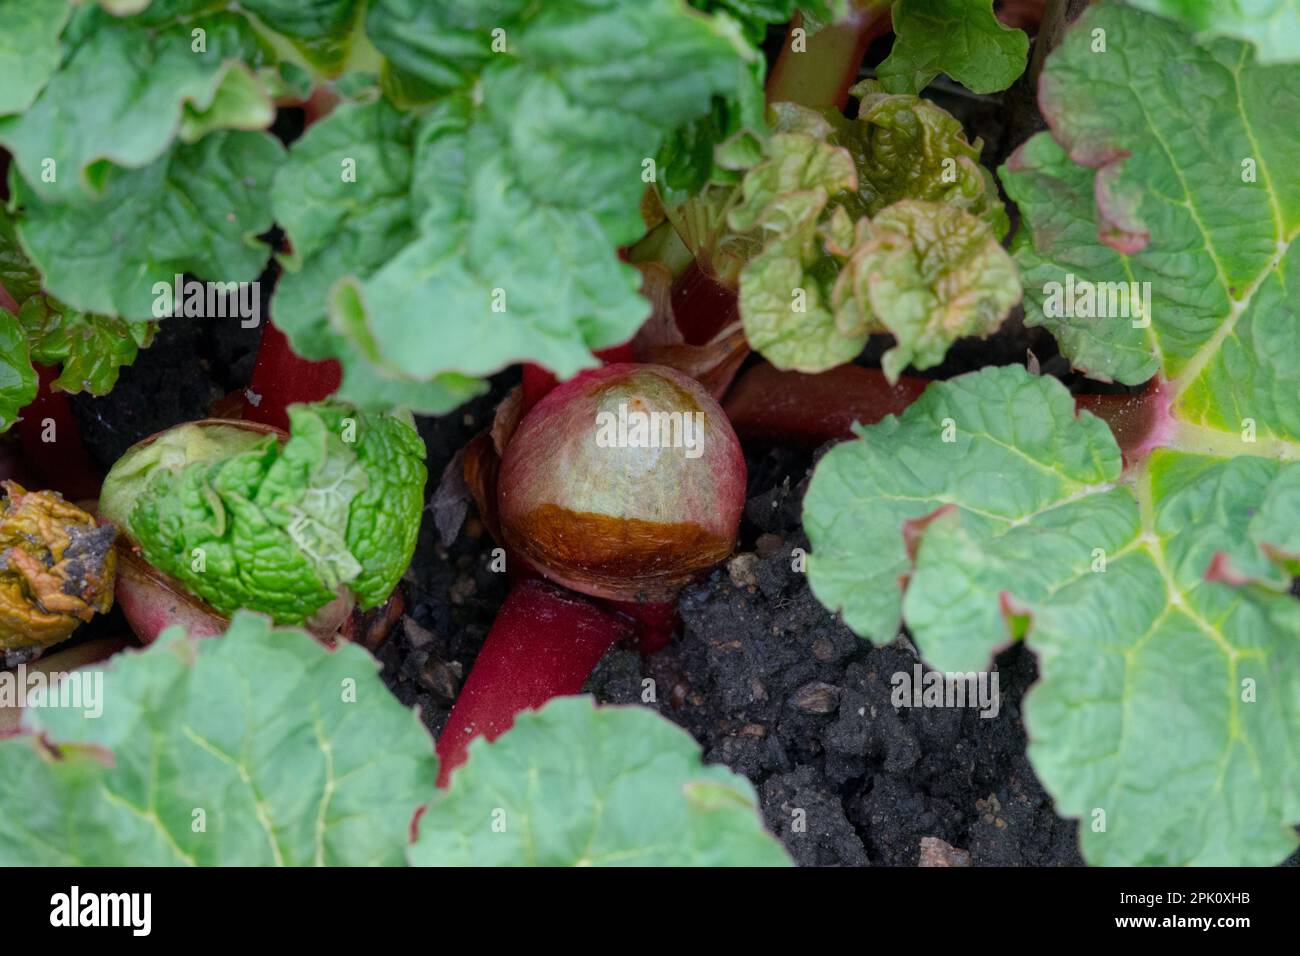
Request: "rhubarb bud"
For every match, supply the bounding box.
[100,404,426,626]
[498,364,745,602]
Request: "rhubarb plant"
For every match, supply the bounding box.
[0,613,785,866]
[669,81,1018,378]
[804,2,1300,866]
[0,0,312,322]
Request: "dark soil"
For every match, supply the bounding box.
[583,442,1083,866]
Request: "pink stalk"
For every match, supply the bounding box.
[241,321,343,431]
[435,580,632,786]
[1074,379,1174,466]
[724,362,929,448]
[765,6,893,111]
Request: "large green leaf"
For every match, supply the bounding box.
[0,8,278,202]
[877,0,1028,94]
[411,697,790,866]
[269,96,488,413]
[12,130,283,321]
[0,612,437,865]
[805,367,1300,866]
[1002,0,1300,447]
[0,0,367,341]
[805,3,1300,866]
[276,0,756,402]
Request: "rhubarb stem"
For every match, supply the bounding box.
[436,579,632,786]
[242,321,342,431]
[16,365,102,501]
[724,362,928,449]
[1074,379,1174,467]
[765,5,892,111]
[519,341,637,415]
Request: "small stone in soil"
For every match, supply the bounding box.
[919,836,972,867]
[727,552,760,589]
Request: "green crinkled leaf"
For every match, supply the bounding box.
[0,0,70,115]
[0,310,37,432]
[804,365,1300,865]
[733,90,1012,375]
[18,295,153,396]
[837,81,1010,237]
[830,200,1020,381]
[1001,1,1300,449]
[410,697,790,866]
[290,0,754,396]
[12,130,283,321]
[0,612,436,865]
[0,211,41,307]
[99,403,427,624]
[0,9,278,202]
[1127,0,1300,63]
[877,0,1028,94]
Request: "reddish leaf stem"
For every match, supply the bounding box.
[765,6,892,111]
[435,579,633,786]
[16,365,102,501]
[724,362,929,448]
[242,321,342,431]
[1074,379,1173,466]
[519,341,637,415]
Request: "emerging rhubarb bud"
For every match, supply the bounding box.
[0,482,116,652]
[497,363,746,602]
[99,403,427,627]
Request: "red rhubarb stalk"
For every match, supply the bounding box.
[1074,378,1174,466]
[724,362,929,448]
[15,365,102,501]
[243,321,342,431]
[765,6,893,111]
[520,341,637,415]
[1,281,101,499]
[669,259,740,346]
[442,364,745,779]
[436,579,632,786]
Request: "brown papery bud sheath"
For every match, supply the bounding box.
[498,364,745,602]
